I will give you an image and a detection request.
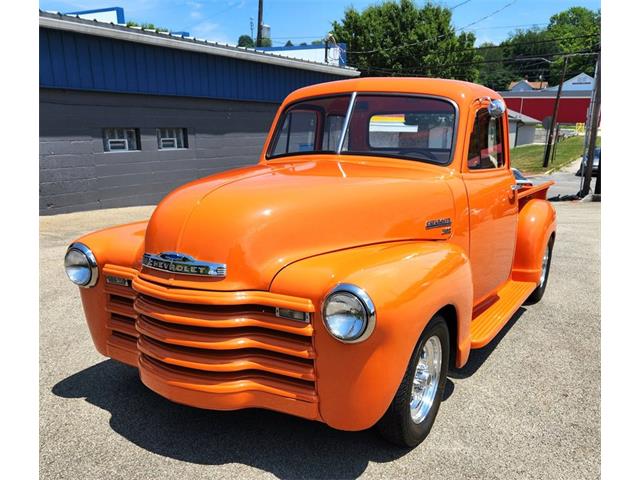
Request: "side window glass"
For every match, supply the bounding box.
[271,110,318,156]
[468,108,504,170]
[323,115,345,151]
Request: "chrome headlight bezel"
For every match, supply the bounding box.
[64,242,99,288]
[322,283,376,343]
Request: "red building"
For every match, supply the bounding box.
[502,91,592,124]
[501,73,594,124]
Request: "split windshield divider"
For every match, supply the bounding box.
[336,91,357,154]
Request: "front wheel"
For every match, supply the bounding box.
[376,316,450,448]
[526,237,554,304]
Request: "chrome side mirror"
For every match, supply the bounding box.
[488,99,506,118]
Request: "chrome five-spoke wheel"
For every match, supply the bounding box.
[410,335,442,424]
[376,315,450,447]
[527,236,554,304]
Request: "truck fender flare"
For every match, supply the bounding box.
[269,241,473,431]
[512,199,557,283]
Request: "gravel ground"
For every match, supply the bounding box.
[40,202,600,480]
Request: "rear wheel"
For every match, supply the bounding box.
[376,316,449,448]
[526,237,553,304]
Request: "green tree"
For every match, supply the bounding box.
[126,20,168,32]
[237,35,255,48]
[546,7,601,83]
[284,40,294,47]
[477,43,515,91]
[330,0,481,81]
[499,7,600,86]
[257,37,273,47]
[501,27,554,84]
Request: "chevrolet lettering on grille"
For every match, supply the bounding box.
[142,252,227,277]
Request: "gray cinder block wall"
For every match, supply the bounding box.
[40,89,279,215]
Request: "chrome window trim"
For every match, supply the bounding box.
[337,91,357,154]
[67,242,99,288]
[322,283,377,343]
[265,91,460,166]
[265,93,353,160]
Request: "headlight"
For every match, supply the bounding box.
[64,242,98,287]
[322,284,376,343]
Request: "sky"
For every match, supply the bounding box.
[39,0,601,47]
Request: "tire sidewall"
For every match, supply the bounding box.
[402,317,450,446]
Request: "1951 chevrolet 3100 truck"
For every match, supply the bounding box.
[64,78,556,447]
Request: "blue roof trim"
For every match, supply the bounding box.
[39,28,348,103]
[64,7,125,24]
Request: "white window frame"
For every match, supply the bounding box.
[103,128,140,152]
[157,128,188,150]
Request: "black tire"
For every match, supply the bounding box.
[376,315,450,448]
[526,237,554,304]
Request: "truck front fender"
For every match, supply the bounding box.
[270,241,473,431]
[512,199,557,283]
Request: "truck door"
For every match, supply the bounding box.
[462,105,518,304]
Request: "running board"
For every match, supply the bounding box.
[470,280,537,349]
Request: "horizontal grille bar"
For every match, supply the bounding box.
[140,354,317,402]
[107,313,138,338]
[138,336,315,381]
[106,294,137,319]
[133,275,315,312]
[136,315,315,359]
[134,294,313,337]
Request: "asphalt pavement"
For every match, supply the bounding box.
[529,157,597,198]
[40,198,600,479]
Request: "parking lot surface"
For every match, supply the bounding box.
[40,202,600,480]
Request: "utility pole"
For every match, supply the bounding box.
[583,57,599,152]
[249,17,254,42]
[256,0,264,47]
[579,53,601,198]
[543,56,569,168]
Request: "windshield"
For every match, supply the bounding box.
[267,94,457,165]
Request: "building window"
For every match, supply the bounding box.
[157,128,188,149]
[103,128,141,152]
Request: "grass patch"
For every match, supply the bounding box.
[510,135,600,174]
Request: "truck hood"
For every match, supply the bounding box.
[144,158,455,291]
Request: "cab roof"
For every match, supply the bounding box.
[284,77,500,108]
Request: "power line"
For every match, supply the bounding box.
[356,48,599,78]
[345,32,599,58]
[465,33,599,52]
[450,0,474,10]
[354,49,599,75]
[466,22,545,30]
[462,0,519,30]
[270,22,549,42]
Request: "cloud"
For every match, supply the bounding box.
[187,1,204,20]
[190,20,232,44]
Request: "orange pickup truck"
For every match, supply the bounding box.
[64,78,556,447]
